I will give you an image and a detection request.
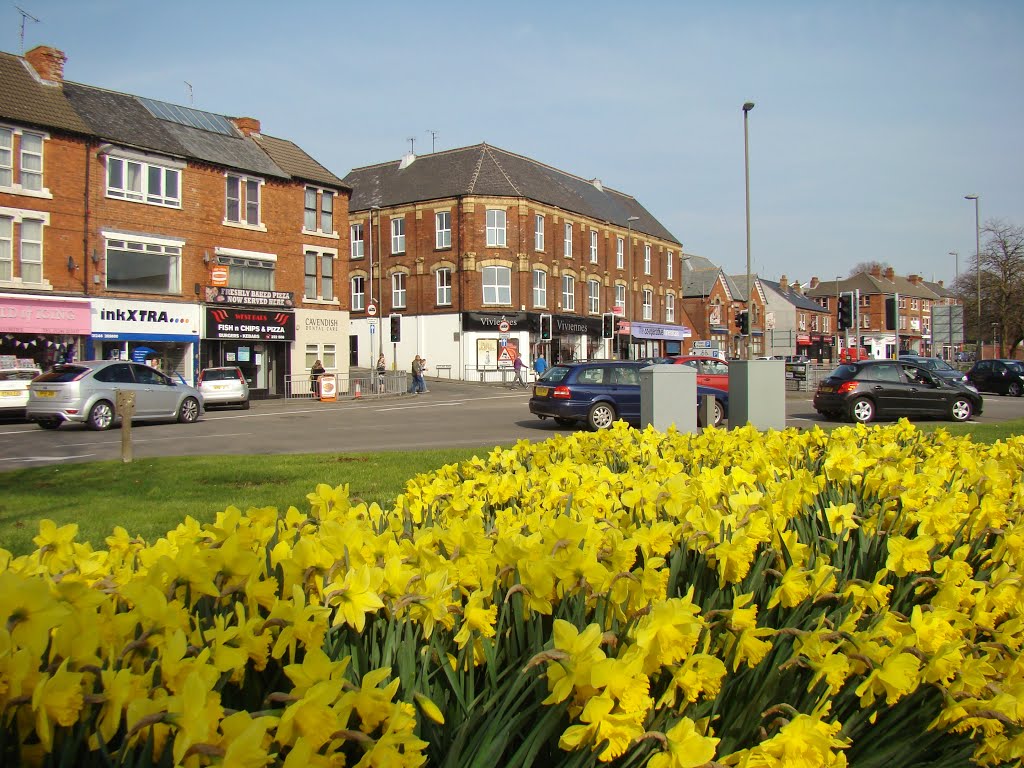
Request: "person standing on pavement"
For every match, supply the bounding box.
[533,354,548,378]
[310,359,325,395]
[512,354,527,388]
[376,353,386,392]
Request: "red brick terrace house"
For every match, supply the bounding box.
[342,144,695,377]
[0,45,350,395]
[805,266,944,358]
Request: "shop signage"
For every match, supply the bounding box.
[0,295,91,335]
[629,321,692,341]
[210,266,229,286]
[462,311,527,333]
[204,286,295,308]
[90,299,200,340]
[205,307,295,341]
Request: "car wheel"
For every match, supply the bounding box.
[178,397,201,424]
[87,400,115,431]
[713,399,725,427]
[950,398,972,422]
[1008,381,1022,397]
[849,397,874,424]
[241,399,251,410]
[37,417,61,430]
[587,402,616,431]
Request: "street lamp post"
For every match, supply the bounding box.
[625,215,639,360]
[964,195,981,360]
[371,205,383,361]
[742,102,755,360]
[948,251,958,360]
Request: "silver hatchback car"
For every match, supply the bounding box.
[198,366,250,409]
[27,360,204,430]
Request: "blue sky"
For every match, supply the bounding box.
[6,0,1021,287]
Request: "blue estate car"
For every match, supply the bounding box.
[528,361,728,431]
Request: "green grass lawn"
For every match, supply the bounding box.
[2,418,1022,558]
[0,447,494,556]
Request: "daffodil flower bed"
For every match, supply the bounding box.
[2,421,1023,767]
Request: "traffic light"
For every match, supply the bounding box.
[734,311,744,332]
[389,314,401,343]
[739,311,750,336]
[539,313,552,340]
[837,293,853,331]
[884,296,897,330]
[601,312,615,339]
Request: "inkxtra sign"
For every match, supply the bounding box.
[205,307,295,341]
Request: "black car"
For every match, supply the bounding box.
[529,361,728,430]
[966,359,1024,397]
[813,359,983,424]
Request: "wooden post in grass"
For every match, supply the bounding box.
[116,390,135,463]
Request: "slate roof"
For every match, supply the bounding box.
[61,83,289,180]
[253,135,348,189]
[681,266,726,299]
[343,143,680,245]
[760,278,827,313]
[806,272,940,301]
[0,52,90,134]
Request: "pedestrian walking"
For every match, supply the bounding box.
[409,355,428,394]
[533,354,548,378]
[512,354,527,388]
[310,359,325,395]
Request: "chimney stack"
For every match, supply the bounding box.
[883,267,895,281]
[869,264,882,278]
[25,45,67,85]
[231,117,261,137]
[809,277,820,289]
[779,274,789,292]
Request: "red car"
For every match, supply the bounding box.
[672,356,730,390]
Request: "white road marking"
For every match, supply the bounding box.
[0,454,97,464]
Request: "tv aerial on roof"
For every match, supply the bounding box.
[15,5,40,54]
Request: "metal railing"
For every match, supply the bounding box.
[284,372,408,399]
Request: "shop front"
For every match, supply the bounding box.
[0,294,91,369]
[294,308,348,382]
[627,320,692,359]
[87,298,201,382]
[550,314,601,364]
[462,311,530,376]
[203,301,295,398]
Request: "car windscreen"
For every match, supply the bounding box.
[202,369,239,381]
[33,365,89,383]
[539,366,571,383]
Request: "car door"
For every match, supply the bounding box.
[969,360,993,392]
[700,359,730,390]
[860,362,912,415]
[130,363,178,418]
[899,364,948,416]
[609,364,642,423]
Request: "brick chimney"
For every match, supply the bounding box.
[231,117,261,137]
[779,274,789,292]
[809,277,820,289]
[883,267,895,281]
[24,45,67,84]
[792,281,804,295]
[908,274,922,285]
[869,264,882,278]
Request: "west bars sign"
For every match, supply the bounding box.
[204,307,295,341]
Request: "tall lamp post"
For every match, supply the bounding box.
[371,205,383,361]
[742,102,755,360]
[964,195,981,360]
[948,251,958,361]
[625,215,639,360]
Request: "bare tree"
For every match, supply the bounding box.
[848,261,891,277]
[980,220,1024,357]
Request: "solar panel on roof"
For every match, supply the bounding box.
[137,97,237,136]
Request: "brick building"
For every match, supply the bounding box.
[806,266,952,359]
[342,144,694,377]
[0,45,350,395]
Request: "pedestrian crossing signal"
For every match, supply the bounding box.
[539,313,552,340]
[390,314,401,343]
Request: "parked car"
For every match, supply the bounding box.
[0,365,41,417]
[26,360,204,430]
[672,355,730,390]
[897,355,968,385]
[966,359,1024,397]
[636,356,675,366]
[813,359,982,424]
[528,361,728,430]
[198,366,250,409]
[784,354,810,364]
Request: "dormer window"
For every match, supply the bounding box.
[106,154,181,208]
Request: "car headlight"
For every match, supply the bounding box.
[966,384,979,393]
